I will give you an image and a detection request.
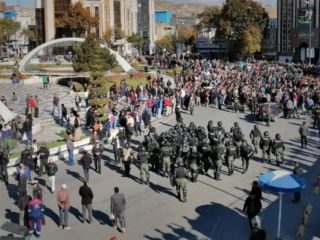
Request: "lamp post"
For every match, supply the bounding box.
[305,0,312,65]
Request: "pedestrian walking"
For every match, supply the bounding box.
[80,151,92,183]
[28,192,44,237]
[110,186,126,233]
[22,117,33,145]
[243,194,262,230]
[174,159,188,202]
[61,104,68,126]
[0,148,9,186]
[92,140,103,174]
[67,135,74,166]
[46,159,58,193]
[79,181,94,224]
[292,161,303,203]
[52,94,60,116]
[299,121,309,148]
[57,184,71,230]
[17,190,30,226]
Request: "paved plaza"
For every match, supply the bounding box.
[0,101,320,240]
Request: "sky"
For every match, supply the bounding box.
[5,0,276,7]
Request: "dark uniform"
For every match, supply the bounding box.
[233,128,244,158]
[38,144,49,176]
[112,136,122,164]
[174,163,188,202]
[272,134,285,166]
[240,140,253,174]
[92,142,103,174]
[161,144,172,177]
[250,125,261,154]
[260,132,271,163]
[137,148,150,184]
[0,149,9,185]
[213,142,225,180]
[199,140,211,174]
[188,151,199,182]
[299,122,308,148]
[225,142,237,175]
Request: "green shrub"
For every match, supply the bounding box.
[0,139,17,152]
[90,87,109,96]
[73,82,85,92]
[88,98,109,106]
[95,107,106,117]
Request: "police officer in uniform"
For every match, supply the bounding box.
[240,140,253,174]
[199,139,211,175]
[174,159,188,202]
[188,149,199,182]
[216,121,225,139]
[233,128,244,158]
[225,141,237,175]
[38,142,49,176]
[260,131,271,163]
[189,132,199,153]
[147,137,159,171]
[121,142,133,176]
[161,141,172,177]
[137,146,150,185]
[212,141,225,180]
[0,148,9,185]
[250,125,261,154]
[92,140,103,174]
[272,133,285,166]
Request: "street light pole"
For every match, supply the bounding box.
[305,0,312,65]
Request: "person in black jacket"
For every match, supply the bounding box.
[46,159,58,193]
[79,181,94,224]
[80,151,92,183]
[243,194,262,229]
[23,117,33,145]
[0,148,9,186]
[17,190,30,226]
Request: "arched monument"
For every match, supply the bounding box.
[19,37,135,73]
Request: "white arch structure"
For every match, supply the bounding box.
[19,37,135,73]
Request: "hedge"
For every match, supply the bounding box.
[88,98,109,106]
[73,82,85,92]
[90,87,109,96]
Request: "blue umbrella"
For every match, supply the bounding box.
[259,170,305,239]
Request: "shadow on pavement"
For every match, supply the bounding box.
[92,209,110,225]
[44,207,60,226]
[66,169,84,182]
[144,202,248,240]
[5,209,19,224]
[69,206,82,222]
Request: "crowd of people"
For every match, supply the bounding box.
[1,57,319,239]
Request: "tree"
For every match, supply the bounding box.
[21,29,36,42]
[55,2,98,37]
[197,7,221,31]
[178,26,198,49]
[73,34,116,78]
[218,0,268,58]
[114,27,125,40]
[127,33,143,54]
[241,26,262,56]
[103,27,113,45]
[0,18,20,44]
[155,35,175,53]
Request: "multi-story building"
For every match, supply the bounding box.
[262,18,277,59]
[138,0,155,54]
[37,0,115,42]
[278,0,320,62]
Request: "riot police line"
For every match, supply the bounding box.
[111,120,285,203]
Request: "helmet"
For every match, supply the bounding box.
[150,127,156,133]
[208,120,213,126]
[189,122,195,127]
[254,125,258,129]
[217,121,222,127]
[125,142,130,148]
[140,146,146,151]
[264,131,269,137]
[176,157,184,167]
[234,122,239,127]
[224,132,230,138]
[276,133,281,140]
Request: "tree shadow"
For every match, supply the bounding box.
[44,207,60,226]
[5,209,19,224]
[66,169,84,182]
[184,202,248,240]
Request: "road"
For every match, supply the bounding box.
[1,105,320,240]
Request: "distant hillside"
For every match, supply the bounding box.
[155,0,211,16]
